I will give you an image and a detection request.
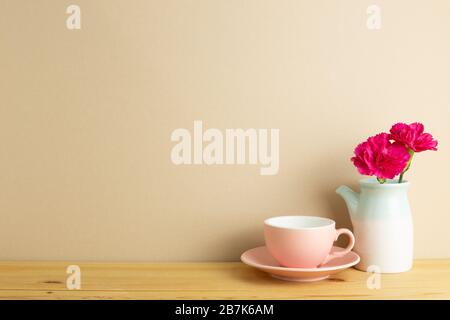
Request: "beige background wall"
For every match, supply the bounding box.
[0,0,449,261]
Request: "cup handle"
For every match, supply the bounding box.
[319,228,355,267]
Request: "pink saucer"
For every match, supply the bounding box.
[241,246,360,282]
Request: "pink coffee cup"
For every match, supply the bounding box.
[264,215,355,268]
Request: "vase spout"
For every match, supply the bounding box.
[336,185,359,219]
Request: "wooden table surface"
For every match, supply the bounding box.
[0,260,449,299]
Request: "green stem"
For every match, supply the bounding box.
[399,149,415,183]
[377,177,386,184]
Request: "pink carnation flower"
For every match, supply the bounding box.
[351,133,410,180]
[389,122,438,152]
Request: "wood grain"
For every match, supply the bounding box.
[0,260,448,299]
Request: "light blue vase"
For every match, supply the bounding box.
[336,178,413,273]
